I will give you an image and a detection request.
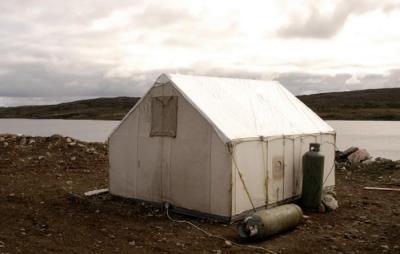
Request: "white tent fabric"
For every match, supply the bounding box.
[108,73,336,220]
[166,74,334,143]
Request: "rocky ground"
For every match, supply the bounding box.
[0,134,399,253]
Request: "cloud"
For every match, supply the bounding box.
[0,1,400,106]
[278,0,400,39]
[345,74,361,85]
[0,63,154,98]
[275,69,400,94]
[1,64,400,106]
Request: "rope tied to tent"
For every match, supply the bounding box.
[228,142,257,211]
[165,204,277,254]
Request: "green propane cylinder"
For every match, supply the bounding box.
[238,204,303,240]
[301,143,325,212]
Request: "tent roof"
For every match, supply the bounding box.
[161,73,334,143]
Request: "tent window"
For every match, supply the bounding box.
[150,96,178,137]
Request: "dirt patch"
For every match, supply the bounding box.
[0,135,399,253]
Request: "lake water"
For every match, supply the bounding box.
[327,120,400,160]
[0,119,399,160]
[0,119,119,142]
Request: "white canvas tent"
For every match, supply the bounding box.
[108,73,336,222]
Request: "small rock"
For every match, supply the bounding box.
[362,159,373,164]
[322,194,338,211]
[3,142,8,148]
[375,157,392,163]
[0,137,5,142]
[108,234,116,239]
[19,137,27,146]
[322,235,336,240]
[66,180,73,185]
[128,241,135,246]
[223,240,232,248]
[70,156,76,161]
[212,250,222,254]
[69,142,76,146]
[381,244,389,250]
[330,245,338,250]
[28,139,35,145]
[66,137,72,143]
[344,233,351,239]
[38,156,45,160]
[86,147,96,153]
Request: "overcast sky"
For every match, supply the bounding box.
[1,0,400,106]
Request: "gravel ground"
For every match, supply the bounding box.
[0,134,399,254]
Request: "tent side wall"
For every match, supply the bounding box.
[109,81,232,218]
[231,133,335,217]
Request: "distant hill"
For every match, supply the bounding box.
[0,97,140,120]
[0,88,399,120]
[298,87,400,120]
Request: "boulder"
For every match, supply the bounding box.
[336,147,359,162]
[342,146,359,157]
[347,149,370,163]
